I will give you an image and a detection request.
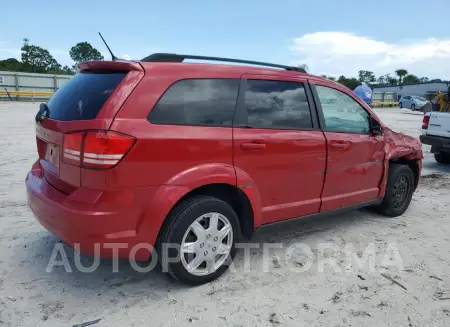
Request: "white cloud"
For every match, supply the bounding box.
[290,32,450,79]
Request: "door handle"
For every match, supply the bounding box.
[330,141,350,150]
[240,142,266,150]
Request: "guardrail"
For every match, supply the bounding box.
[0,91,401,107]
[0,90,53,96]
[0,90,54,101]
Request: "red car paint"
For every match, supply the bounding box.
[26,60,423,260]
[378,127,423,198]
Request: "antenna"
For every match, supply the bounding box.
[98,32,118,61]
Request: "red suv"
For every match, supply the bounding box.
[26,54,423,284]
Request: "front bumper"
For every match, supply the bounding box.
[420,134,450,152]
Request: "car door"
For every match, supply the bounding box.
[403,96,412,108]
[233,75,327,224]
[310,81,385,211]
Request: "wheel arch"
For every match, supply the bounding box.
[378,155,421,198]
[389,157,420,190]
[157,183,256,243]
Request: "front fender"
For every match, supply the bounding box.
[378,128,423,198]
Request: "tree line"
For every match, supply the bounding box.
[0,38,104,75]
[320,69,448,90]
[1,38,447,89]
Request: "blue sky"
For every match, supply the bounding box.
[2,0,449,78]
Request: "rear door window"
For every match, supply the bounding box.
[148,79,240,127]
[46,72,127,121]
[243,80,313,129]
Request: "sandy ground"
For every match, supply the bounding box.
[0,102,450,327]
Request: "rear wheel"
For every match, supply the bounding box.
[157,196,240,285]
[411,104,416,110]
[399,102,403,108]
[375,164,415,217]
[435,152,450,164]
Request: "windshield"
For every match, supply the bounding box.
[412,96,427,101]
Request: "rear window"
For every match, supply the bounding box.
[148,78,240,127]
[46,72,127,121]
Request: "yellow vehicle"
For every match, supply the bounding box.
[435,91,449,112]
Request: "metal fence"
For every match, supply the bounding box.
[371,92,398,107]
[0,71,72,101]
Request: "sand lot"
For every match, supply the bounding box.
[0,102,450,327]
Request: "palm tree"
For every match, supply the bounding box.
[395,69,408,85]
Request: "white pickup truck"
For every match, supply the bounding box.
[420,112,450,164]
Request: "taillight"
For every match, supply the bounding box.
[63,133,83,165]
[422,115,430,129]
[63,131,136,169]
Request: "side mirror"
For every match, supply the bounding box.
[369,116,382,135]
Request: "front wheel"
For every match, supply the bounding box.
[375,164,415,217]
[435,152,450,164]
[157,196,240,285]
[411,104,416,110]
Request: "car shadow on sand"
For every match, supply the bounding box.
[21,206,383,293]
[20,234,178,305]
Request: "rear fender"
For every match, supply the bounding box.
[136,163,263,245]
[234,166,263,228]
[165,163,237,187]
[135,164,231,244]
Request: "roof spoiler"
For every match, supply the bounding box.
[140,53,306,73]
[77,60,143,72]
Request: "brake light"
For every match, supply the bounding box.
[63,133,83,165]
[63,131,136,169]
[422,115,430,129]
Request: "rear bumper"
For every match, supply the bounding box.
[26,171,156,260]
[420,134,450,152]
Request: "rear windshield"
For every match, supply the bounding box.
[46,71,127,121]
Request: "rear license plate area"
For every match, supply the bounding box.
[46,143,60,167]
[41,143,60,175]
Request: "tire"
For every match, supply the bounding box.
[399,102,403,108]
[411,104,415,110]
[375,164,415,217]
[435,152,450,164]
[157,196,241,285]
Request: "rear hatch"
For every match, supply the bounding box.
[35,61,144,193]
[427,112,450,138]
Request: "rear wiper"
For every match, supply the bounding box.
[35,103,50,123]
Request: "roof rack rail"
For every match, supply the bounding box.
[140,53,306,73]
